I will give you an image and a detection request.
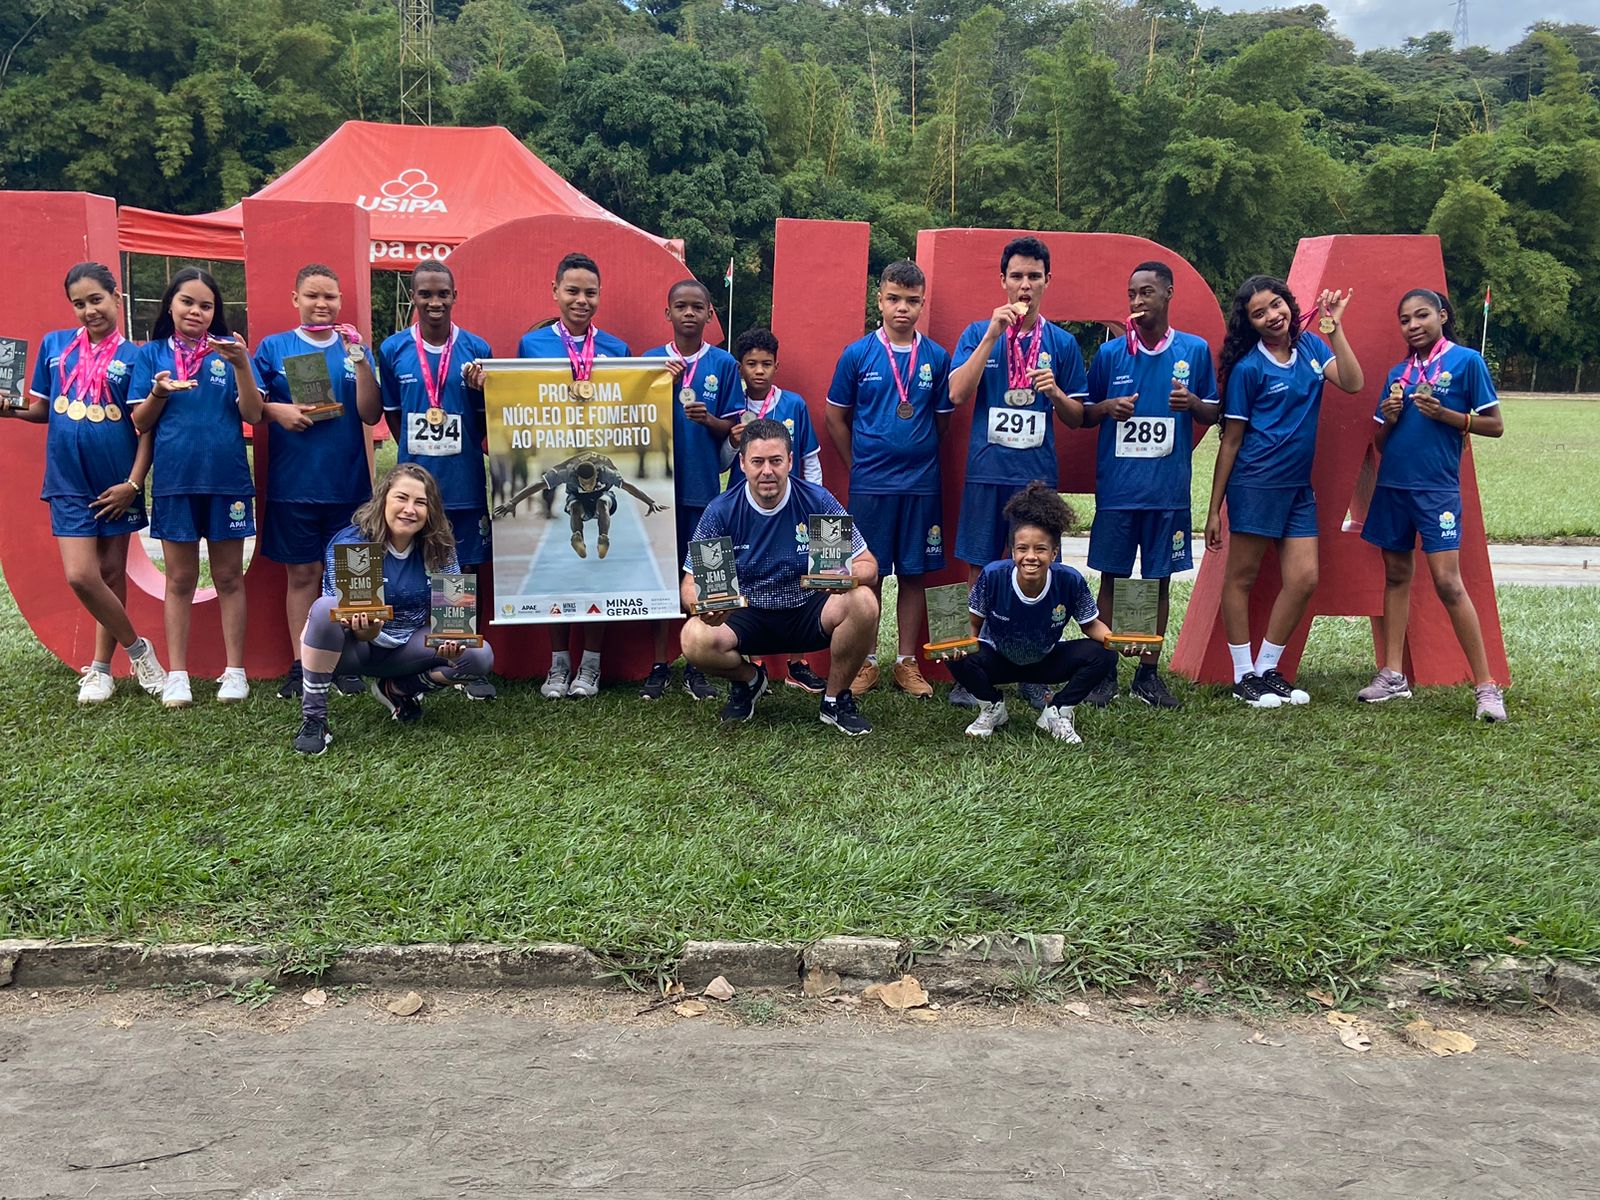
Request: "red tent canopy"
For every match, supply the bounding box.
[117,121,683,268]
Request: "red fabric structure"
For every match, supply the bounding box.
[117,121,683,269]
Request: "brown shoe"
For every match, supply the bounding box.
[850,660,880,695]
[891,657,933,699]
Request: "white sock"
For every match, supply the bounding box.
[580,649,601,670]
[866,653,877,665]
[896,654,914,665]
[1255,641,1285,676]
[1228,643,1254,683]
[91,660,112,675]
[550,651,571,672]
[221,666,247,681]
[824,694,841,704]
[167,670,189,683]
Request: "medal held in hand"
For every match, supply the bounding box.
[1104,577,1164,654]
[0,337,27,410]
[687,536,748,614]
[283,352,344,422]
[1003,318,1042,410]
[1319,316,1336,335]
[923,581,978,662]
[329,542,394,622]
[802,514,857,590]
[426,573,484,648]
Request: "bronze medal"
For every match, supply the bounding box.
[897,400,914,419]
[1318,316,1336,335]
[106,404,123,422]
[573,379,595,401]
[86,403,106,423]
[67,400,87,421]
[426,405,446,428]
[1413,382,1433,401]
[54,396,69,414]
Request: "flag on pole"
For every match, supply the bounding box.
[723,257,734,290]
[1483,284,1492,313]
[724,255,735,350]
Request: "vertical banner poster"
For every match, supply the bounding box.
[483,358,678,624]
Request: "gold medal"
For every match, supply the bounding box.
[1318,316,1336,335]
[573,379,595,401]
[106,404,122,422]
[67,400,87,421]
[897,400,914,419]
[86,403,106,423]
[426,406,446,428]
[54,396,69,414]
[1388,383,1404,401]
[1413,382,1433,401]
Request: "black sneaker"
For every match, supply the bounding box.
[453,676,497,701]
[719,664,768,723]
[333,673,365,696]
[1131,667,1181,709]
[784,659,828,694]
[370,678,423,723]
[682,665,718,702]
[820,690,872,737]
[276,661,304,700]
[1258,668,1310,705]
[639,662,672,700]
[1232,673,1282,709]
[292,714,332,755]
[1083,674,1118,708]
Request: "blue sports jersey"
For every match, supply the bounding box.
[826,331,953,496]
[31,329,141,501]
[378,325,493,512]
[643,342,743,508]
[730,386,820,482]
[1223,333,1335,489]
[970,560,1099,665]
[955,319,1088,488]
[322,523,459,648]
[254,329,373,506]
[687,477,866,609]
[1375,343,1498,492]
[130,339,257,498]
[517,324,632,361]
[1086,329,1218,510]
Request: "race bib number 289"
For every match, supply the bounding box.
[986,406,1045,450]
[406,411,463,457]
[1115,416,1175,458]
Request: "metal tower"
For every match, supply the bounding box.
[1450,0,1469,50]
[399,0,434,125]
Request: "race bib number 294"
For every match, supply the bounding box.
[407,411,463,457]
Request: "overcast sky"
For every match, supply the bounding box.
[1214,0,1593,51]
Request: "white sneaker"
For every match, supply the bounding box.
[77,667,115,705]
[964,699,1009,738]
[130,646,167,697]
[568,659,601,698]
[1036,704,1082,744]
[163,672,193,709]
[541,663,570,699]
[216,669,249,703]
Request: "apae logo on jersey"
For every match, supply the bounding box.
[1436,371,1452,388]
[357,168,448,215]
[210,358,227,380]
[1173,360,1191,385]
[1051,604,1067,624]
[228,501,248,526]
[1439,510,1458,537]
[1172,530,1186,557]
[926,524,942,549]
[704,374,719,394]
[919,363,933,383]
[1309,358,1323,375]
[794,521,810,549]
[1039,351,1052,369]
[107,359,129,380]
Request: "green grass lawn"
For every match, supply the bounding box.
[1066,396,1600,543]
[4,573,1597,997]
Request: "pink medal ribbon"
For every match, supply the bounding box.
[557,324,596,383]
[1005,321,1043,390]
[1125,319,1174,356]
[878,329,919,411]
[671,344,706,392]
[300,323,363,345]
[1400,338,1453,390]
[59,329,124,406]
[172,335,211,383]
[746,386,780,420]
[411,322,456,414]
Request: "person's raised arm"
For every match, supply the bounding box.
[1317,289,1364,395]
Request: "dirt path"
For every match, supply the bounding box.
[3,988,1599,1198]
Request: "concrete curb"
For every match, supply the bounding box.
[4,940,1595,1012]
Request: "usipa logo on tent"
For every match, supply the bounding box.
[357,169,447,214]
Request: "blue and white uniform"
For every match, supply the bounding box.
[827,331,953,575]
[1221,332,1335,540]
[1364,342,1498,555]
[31,330,145,538]
[378,324,493,565]
[642,341,743,564]
[953,319,1087,565]
[130,339,259,543]
[1085,329,1217,578]
[254,329,373,564]
[518,324,631,362]
[730,386,821,486]
[687,477,866,656]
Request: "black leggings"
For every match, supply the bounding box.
[948,639,1115,707]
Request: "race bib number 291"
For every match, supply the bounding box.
[407,411,463,457]
[987,406,1045,449]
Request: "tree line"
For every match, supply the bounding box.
[2,0,1596,387]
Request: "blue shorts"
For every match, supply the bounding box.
[48,495,147,539]
[724,593,831,657]
[449,508,491,567]
[260,501,357,565]
[1087,508,1192,578]
[676,504,706,573]
[852,492,945,576]
[956,481,1026,566]
[1226,484,1317,541]
[152,494,255,543]
[1362,486,1464,555]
